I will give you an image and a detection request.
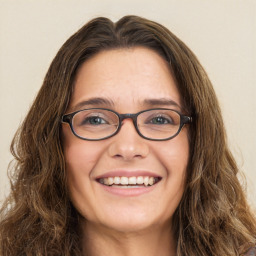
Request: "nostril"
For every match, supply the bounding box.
[113,154,122,158]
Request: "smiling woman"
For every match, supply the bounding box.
[0,16,256,256]
[62,48,190,249]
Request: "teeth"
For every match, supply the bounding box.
[114,177,120,184]
[144,176,149,186]
[120,177,128,185]
[137,176,144,184]
[128,176,137,184]
[99,176,159,187]
[149,177,154,185]
[108,177,114,185]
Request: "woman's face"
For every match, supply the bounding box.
[62,47,189,233]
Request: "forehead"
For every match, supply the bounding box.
[69,47,181,112]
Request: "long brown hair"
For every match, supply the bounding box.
[0,15,255,256]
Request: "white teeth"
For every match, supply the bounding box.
[114,177,120,184]
[99,176,159,187]
[120,177,128,185]
[128,176,137,184]
[144,176,149,186]
[108,177,114,185]
[137,176,144,184]
[149,177,154,186]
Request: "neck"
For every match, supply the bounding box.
[81,220,176,256]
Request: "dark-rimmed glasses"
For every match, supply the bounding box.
[62,108,192,141]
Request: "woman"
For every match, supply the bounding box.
[0,15,255,256]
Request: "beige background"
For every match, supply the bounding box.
[0,0,255,209]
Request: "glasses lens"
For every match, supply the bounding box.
[72,109,119,140]
[137,109,181,140]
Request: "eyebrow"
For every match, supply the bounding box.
[142,98,182,110]
[70,97,181,112]
[71,97,115,112]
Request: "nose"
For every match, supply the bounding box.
[108,119,149,161]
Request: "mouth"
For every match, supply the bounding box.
[96,176,162,188]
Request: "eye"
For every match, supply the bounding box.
[82,116,108,125]
[150,116,173,125]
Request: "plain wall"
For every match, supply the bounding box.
[0,0,255,209]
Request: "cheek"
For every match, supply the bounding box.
[62,126,104,197]
[154,131,189,199]
[154,132,190,175]
[62,127,106,217]
[146,133,189,221]
[64,143,98,172]
[62,125,104,171]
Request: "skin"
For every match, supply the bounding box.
[62,47,190,256]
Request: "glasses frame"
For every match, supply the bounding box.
[62,108,192,141]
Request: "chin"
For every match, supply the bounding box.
[101,216,158,234]
[92,204,169,234]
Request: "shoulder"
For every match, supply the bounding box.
[242,246,256,256]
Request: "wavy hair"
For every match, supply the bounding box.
[0,15,255,256]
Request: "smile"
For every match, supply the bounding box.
[97,176,161,187]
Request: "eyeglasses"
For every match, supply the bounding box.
[62,108,192,141]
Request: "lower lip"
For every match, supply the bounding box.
[98,183,158,197]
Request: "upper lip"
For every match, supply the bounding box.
[95,170,162,180]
